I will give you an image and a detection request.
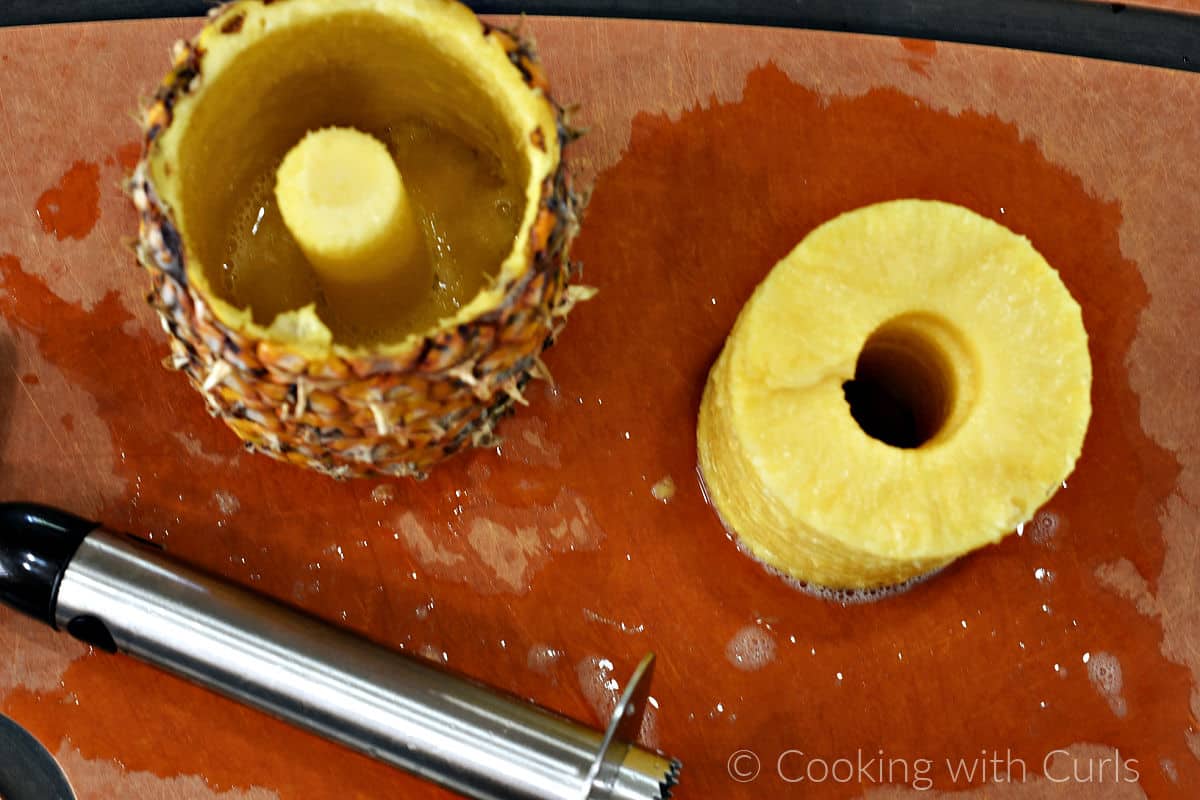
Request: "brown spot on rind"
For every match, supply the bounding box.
[220,13,246,34]
[486,23,552,94]
[530,127,547,152]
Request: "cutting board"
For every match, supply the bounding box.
[2,13,1199,800]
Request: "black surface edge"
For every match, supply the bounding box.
[0,714,76,800]
[0,1,1199,73]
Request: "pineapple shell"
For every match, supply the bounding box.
[130,0,588,479]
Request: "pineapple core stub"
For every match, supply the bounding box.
[698,200,1092,591]
[275,127,429,322]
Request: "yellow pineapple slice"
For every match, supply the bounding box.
[698,200,1092,590]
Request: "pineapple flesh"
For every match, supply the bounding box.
[698,200,1092,590]
[131,0,584,479]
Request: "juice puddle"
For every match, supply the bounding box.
[556,63,1190,798]
[114,141,142,171]
[34,161,101,240]
[0,251,602,798]
[0,62,1192,799]
[898,38,938,76]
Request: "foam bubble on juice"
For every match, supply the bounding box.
[576,656,620,722]
[413,597,435,620]
[725,625,776,672]
[1086,651,1127,718]
[730,518,940,604]
[371,484,396,505]
[1031,510,1060,545]
[582,607,645,635]
[527,644,564,676]
[765,557,943,604]
[638,703,660,748]
[574,656,659,742]
[418,643,449,663]
[697,462,941,603]
[212,489,240,516]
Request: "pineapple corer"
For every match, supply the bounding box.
[0,503,681,800]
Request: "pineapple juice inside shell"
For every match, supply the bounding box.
[220,119,523,345]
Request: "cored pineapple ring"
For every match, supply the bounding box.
[698,200,1092,591]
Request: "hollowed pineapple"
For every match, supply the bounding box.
[130,0,586,479]
[698,200,1092,590]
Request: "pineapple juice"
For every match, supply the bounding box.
[219,119,523,344]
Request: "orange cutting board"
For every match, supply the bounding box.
[2,13,1200,800]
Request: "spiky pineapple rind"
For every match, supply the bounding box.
[132,14,587,480]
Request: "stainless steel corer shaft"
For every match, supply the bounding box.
[0,503,680,800]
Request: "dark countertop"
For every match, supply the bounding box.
[2,0,1200,73]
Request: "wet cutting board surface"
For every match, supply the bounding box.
[2,14,1200,800]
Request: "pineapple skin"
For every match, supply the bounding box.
[130,9,587,480]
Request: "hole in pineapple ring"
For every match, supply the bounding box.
[842,313,971,449]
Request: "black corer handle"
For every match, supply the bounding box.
[0,503,96,627]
